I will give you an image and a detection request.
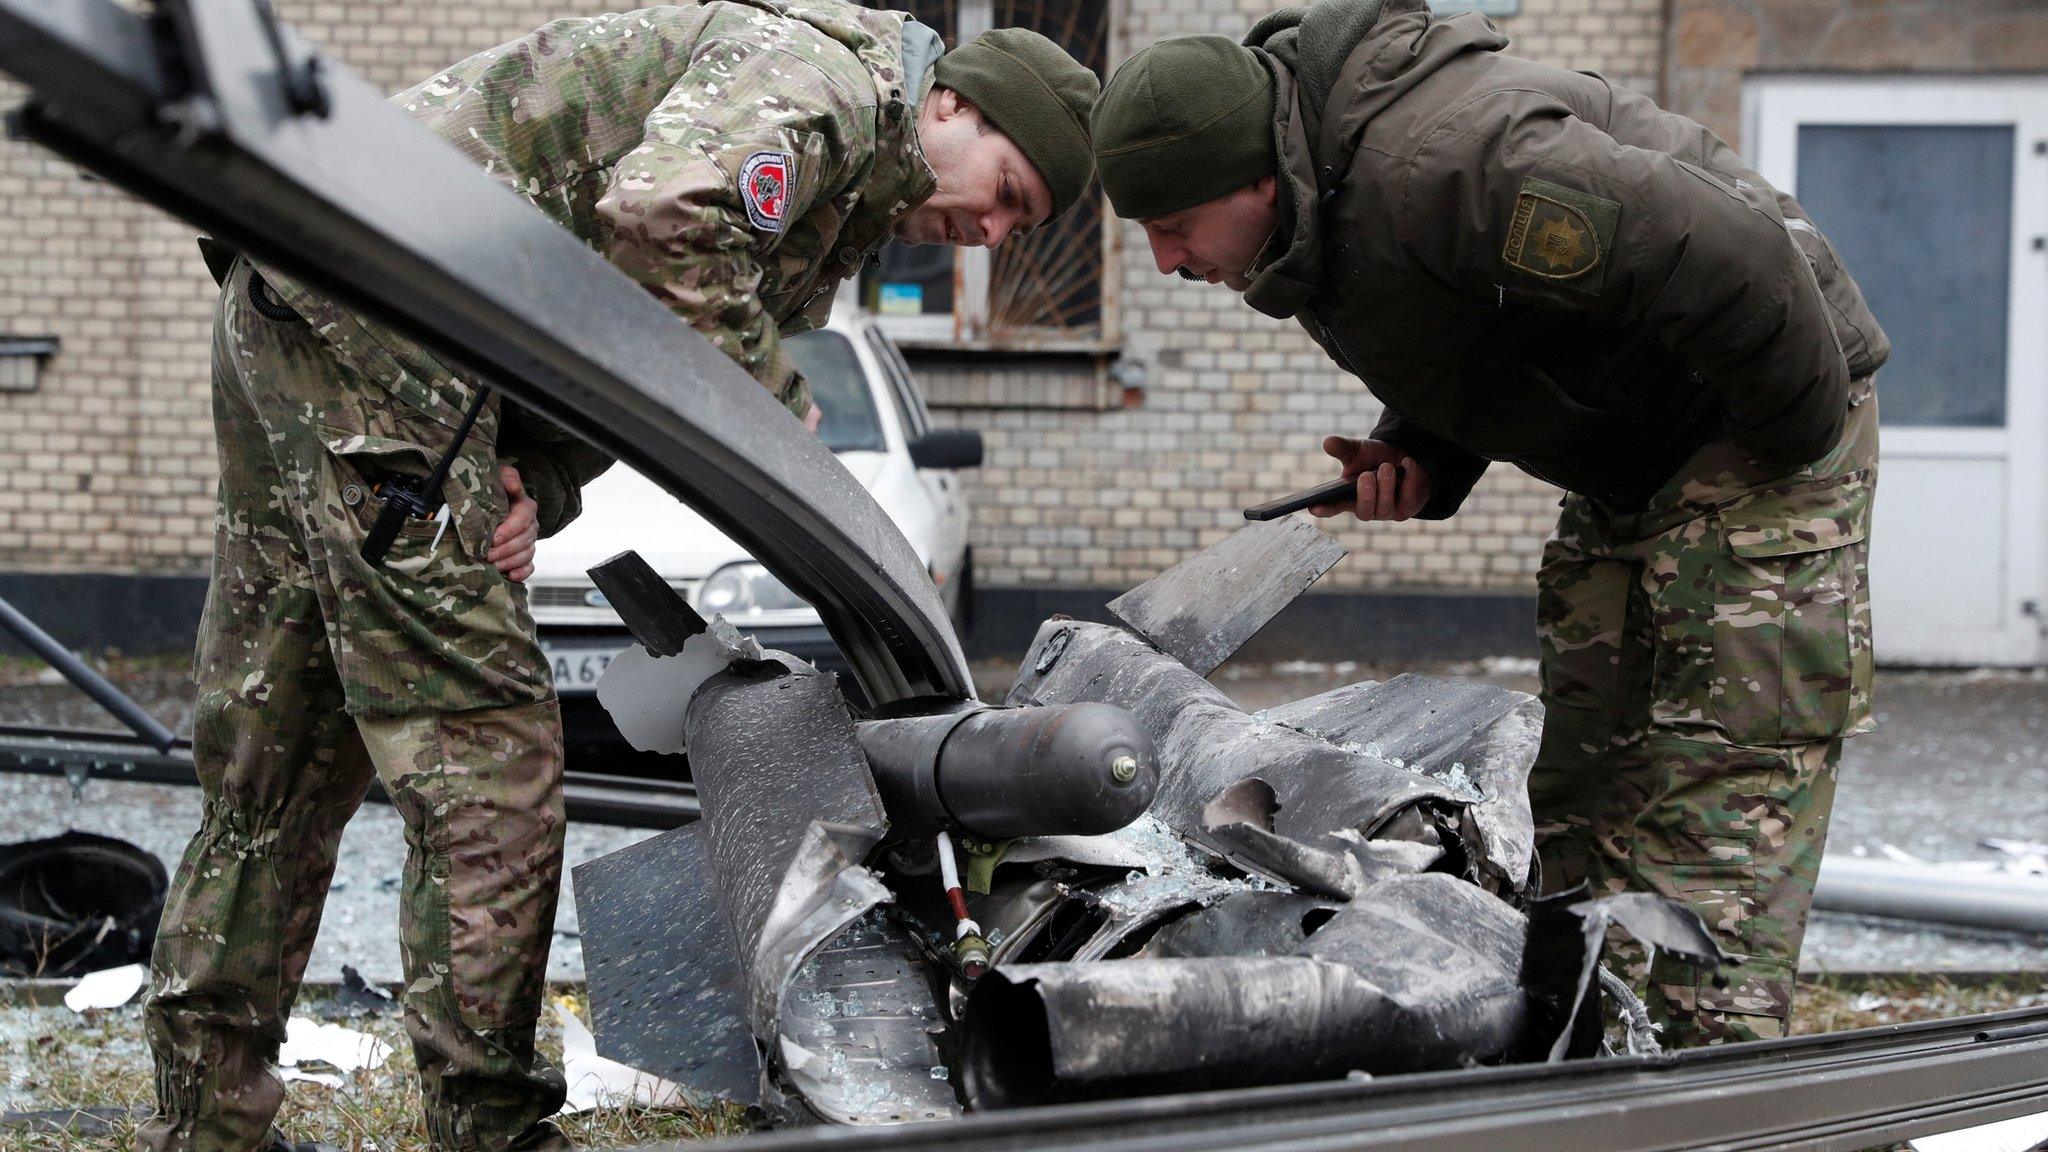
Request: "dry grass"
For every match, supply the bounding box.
[0,652,189,691]
[4,975,2043,1151]
[0,987,745,1152]
[1791,970,2048,1035]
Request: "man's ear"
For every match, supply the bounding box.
[929,85,964,121]
[1256,174,1279,205]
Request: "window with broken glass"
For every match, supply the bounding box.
[860,0,1116,352]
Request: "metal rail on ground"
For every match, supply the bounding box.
[675,1007,2048,1152]
[2,4,2043,1150]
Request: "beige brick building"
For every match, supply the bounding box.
[3,0,2041,662]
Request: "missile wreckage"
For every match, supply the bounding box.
[573,519,1722,1124]
[11,4,2045,1146]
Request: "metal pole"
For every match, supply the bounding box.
[0,594,179,752]
[1813,856,2048,935]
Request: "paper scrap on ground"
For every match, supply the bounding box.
[1909,1110,2048,1152]
[279,1069,346,1089]
[554,1002,687,1115]
[278,1016,392,1082]
[64,964,146,1012]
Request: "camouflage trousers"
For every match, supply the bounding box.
[1531,378,1878,1047]
[139,262,570,1152]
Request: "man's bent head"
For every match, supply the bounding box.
[1092,36,1281,290]
[895,28,1099,249]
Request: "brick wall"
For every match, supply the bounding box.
[0,1,618,577]
[0,96,192,569]
[0,0,1665,595]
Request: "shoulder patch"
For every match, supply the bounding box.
[740,150,793,234]
[1503,178,1620,294]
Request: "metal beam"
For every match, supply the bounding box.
[660,1008,2048,1152]
[0,0,972,705]
[0,727,699,828]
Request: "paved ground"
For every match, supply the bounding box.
[0,655,2043,980]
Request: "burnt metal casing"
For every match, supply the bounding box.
[858,704,1159,839]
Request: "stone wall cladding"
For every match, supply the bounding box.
[0,0,1661,593]
[1667,0,2048,149]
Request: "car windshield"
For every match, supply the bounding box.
[785,330,885,453]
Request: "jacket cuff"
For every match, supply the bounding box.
[506,451,581,540]
[1725,374,1850,470]
[1373,420,1489,521]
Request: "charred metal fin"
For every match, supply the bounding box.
[1520,886,1728,1063]
[573,823,758,1102]
[1107,518,1344,676]
[588,550,707,657]
[1587,892,1724,970]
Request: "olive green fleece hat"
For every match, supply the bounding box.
[1091,36,1277,219]
[934,28,1101,220]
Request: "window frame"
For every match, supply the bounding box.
[866,0,1121,354]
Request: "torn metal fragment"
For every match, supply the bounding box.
[1263,674,1543,888]
[574,823,757,1101]
[1008,622,1470,857]
[778,911,958,1125]
[684,654,891,1039]
[1107,518,1344,676]
[595,615,770,755]
[961,874,1532,1110]
[1139,890,1338,960]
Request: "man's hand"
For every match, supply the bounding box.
[1310,437,1432,522]
[804,403,824,433]
[489,464,539,582]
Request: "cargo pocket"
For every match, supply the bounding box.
[1709,473,1872,746]
[316,430,443,551]
[316,426,501,566]
[316,430,536,716]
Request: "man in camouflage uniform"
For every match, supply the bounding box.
[1088,0,1884,1046]
[140,4,1100,1150]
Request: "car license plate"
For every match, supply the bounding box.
[544,644,623,694]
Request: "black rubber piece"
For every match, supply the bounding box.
[587,550,706,657]
[0,830,167,978]
[245,268,305,323]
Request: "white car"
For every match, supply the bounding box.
[528,307,978,715]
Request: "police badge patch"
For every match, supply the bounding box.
[1503,177,1619,295]
[740,150,792,234]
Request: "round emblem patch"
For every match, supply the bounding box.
[740,150,792,234]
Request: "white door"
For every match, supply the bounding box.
[1750,78,2048,666]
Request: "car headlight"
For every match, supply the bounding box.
[698,562,809,618]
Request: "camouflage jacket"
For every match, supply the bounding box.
[264,0,939,535]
